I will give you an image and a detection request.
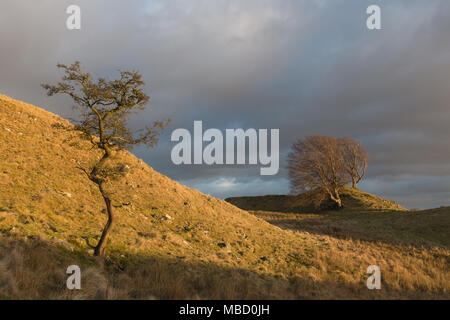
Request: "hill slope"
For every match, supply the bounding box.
[226,186,407,212]
[0,93,306,274]
[0,94,448,299]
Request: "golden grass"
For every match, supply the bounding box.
[0,94,449,299]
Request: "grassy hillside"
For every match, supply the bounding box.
[226,186,407,213]
[0,94,449,299]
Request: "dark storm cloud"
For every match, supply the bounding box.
[1,0,450,208]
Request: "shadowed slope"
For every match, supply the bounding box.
[251,208,450,248]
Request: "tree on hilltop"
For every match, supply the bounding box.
[288,135,369,208]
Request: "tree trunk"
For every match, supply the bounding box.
[334,195,342,208]
[352,178,358,189]
[88,148,115,257]
[328,189,343,208]
[94,182,115,256]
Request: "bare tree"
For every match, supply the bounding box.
[42,62,170,256]
[288,135,350,208]
[340,137,368,189]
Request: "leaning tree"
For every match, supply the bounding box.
[287,135,350,208]
[43,62,170,256]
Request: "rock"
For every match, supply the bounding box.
[51,238,74,251]
[119,164,130,173]
[163,214,173,221]
[57,191,72,198]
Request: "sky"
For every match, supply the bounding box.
[1,0,450,209]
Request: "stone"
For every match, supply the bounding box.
[51,238,74,251]
[119,164,130,173]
